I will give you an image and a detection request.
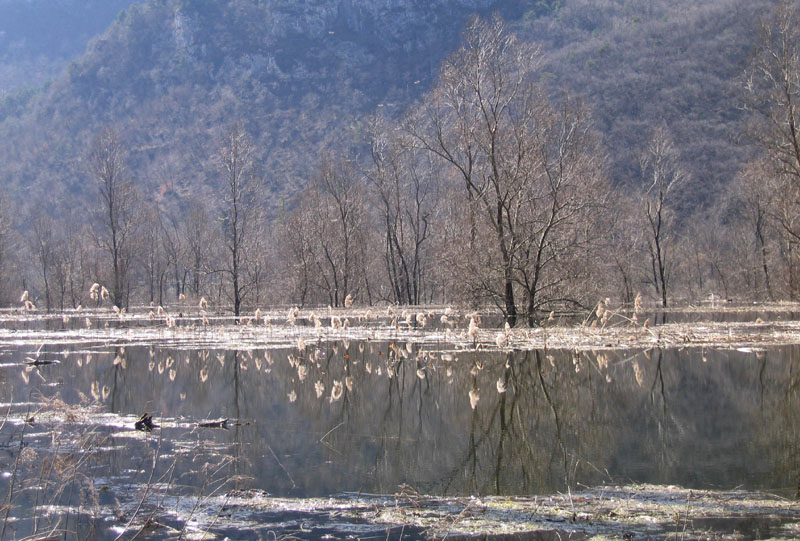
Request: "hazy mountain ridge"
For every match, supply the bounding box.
[0,0,781,216]
[0,0,137,96]
[0,0,511,213]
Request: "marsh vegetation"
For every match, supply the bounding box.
[2,303,800,538]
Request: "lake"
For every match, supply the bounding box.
[0,306,798,537]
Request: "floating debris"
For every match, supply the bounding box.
[198,418,229,429]
[135,412,158,432]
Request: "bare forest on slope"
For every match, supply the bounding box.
[0,0,798,324]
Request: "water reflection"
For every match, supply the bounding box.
[1,340,800,501]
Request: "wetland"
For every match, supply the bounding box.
[1,304,800,539]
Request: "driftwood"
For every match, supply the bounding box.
[197,419,250,429]
[135,412,158,432]
[24,357,60,366]
[198,418,230,429]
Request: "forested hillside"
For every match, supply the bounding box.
[0,0,504,214]
[0,0,796,319]
[0,0,774,213]
[525,0,773,210]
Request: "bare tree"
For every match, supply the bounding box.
[743,1,800,194]
[139,203,175,306]
[28,211,56,312]
[216,123,262,317]
[606,192,644,304]
[512,97,610,323]
[161,213,185,301]
[88,128,138,308]
[319,159,368,307]
[245,226,272,306]
[741,1,800,298]
[729,158,779,300]
[182,198,215,298]
[367,117,439,305]
[50,219,90,310]
[311,158,368,307]
[640,125,686,308]
[281,158,369,307]
[0,195,18,305]
[408,16,536,325]
[408,17,609,325]
[275,205,316,306]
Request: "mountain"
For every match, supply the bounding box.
[0,0,780,218]
[0,0,138,96]
[521,0,773,211]
[0,0,509,215]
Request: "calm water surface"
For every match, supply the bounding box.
[2,335,798,501]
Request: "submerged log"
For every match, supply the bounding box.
[197,418,251,429]
[24,357,60,366]
[198,418,229,429]
[135,412,158,432]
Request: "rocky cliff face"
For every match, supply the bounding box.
[164,0,501,85]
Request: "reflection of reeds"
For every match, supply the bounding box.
[469,387,480,409]
[330,380,344,402]
[113,355,127,369]
[633,360,644,387]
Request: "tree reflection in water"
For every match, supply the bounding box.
[3,340,800,500]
